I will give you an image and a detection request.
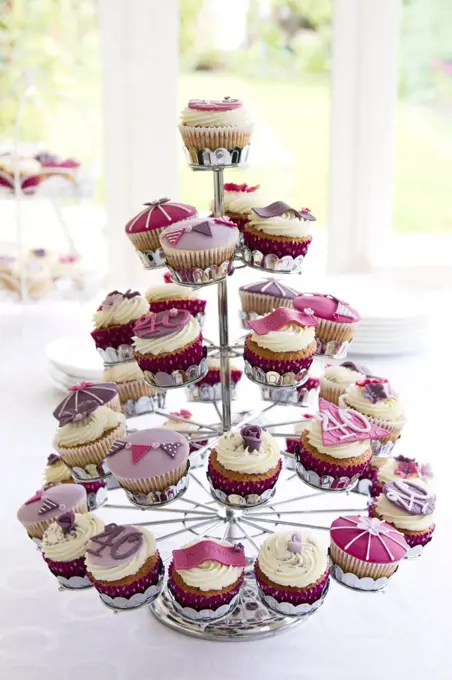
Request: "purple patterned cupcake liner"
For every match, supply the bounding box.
[168,563,244,617]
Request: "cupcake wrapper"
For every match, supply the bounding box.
[239,290,294,316]
[77,479,105,495]
[115,461,188,493]
[127,227,165,253]
[255,563,329,606]
[179,124,253,153]
[319,377,346,406]
[24,500,88,539]
[260,378,319,406]
[207,457,282,497]
[244,339,315,378]
[163,244,237,271]
[91,321,139,351]
[197,368,243,386]
[134,336,205,374]
[168,563,244,612]
[315,318,356,345]
[329,543,400,580]
[186,381,238,402]
[56,420,126,470]
[242,229,312,260]
[43,554,88,579]
[295,440,371,481]
[286,437,300,455]
[122,393,167,416]
[148,298,206,318]
[369,504,435,548]
[106,394,122,413]
[116,379,161,403]
[89,554,163,599]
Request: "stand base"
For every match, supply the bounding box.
[150,568,304,641]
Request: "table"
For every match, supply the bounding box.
[1,300,449,680]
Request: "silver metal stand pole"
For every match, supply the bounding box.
[213,168,231,432]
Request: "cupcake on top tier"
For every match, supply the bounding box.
[145,278,206,324]
[294,293,360,357]
[339,378,405,455]
[370,480,435,551]
[159,216,239,285]
[179,98,254,166]
[91,289,149,364]
[244,307,317,386]
[85,523,163,609]
[132,308,206,387]
[243,200,315,272]
[295,399,388,490]
[125,198,197,268]
[103,360,165,416]
[187,356,243,401]
[208,425,282,505]
[239,278,298,325]
[52,382,126,477]
[210,183,267,233]
[367,455,434,498]
[320,361,371,406]
[330,515,409,590]
[41,511,104,588]
[255,531,329,614]
[168,538,246,619]
[107,428,190,505]
[17,483,88,540]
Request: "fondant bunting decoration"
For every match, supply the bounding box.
[131,444,154,465]
[173,540,247,570]
[191,221,212,236]
[317,398,390,446]
[246,307,318,335]
[25,490,43,505]
[38,497,60,515]
[108,440,129,457]
[160,442,182,459]
[164,227,188,247]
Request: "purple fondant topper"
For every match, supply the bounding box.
[287,533,303,554]
[173,540,247,570]
[247,307,317,335]
[38,497,60,516]
[87,524,143,566]
[133,309,191,339]
[340,361,372,376]
[252,201,316,222]
[53,382,118,425]
[99,289,141,310]
[57,510,76,534]
[356,378,394,403]
[318,398,389,446]
[384,480,435,516]
[240,425,262,452]
[129,440,182,465]
[47,453,61,466]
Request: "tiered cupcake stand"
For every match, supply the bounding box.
[93,161,369,641]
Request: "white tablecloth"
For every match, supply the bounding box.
[1,300,450,680]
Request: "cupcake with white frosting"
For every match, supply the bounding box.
[239,278,298,322]
[285,414,314,455]
[44,453,74,485]
[132,309,206,388]
[367,455,435,498]
[255,531,329,614]
[320,361,370,405]
[187,356,243,401]
[210,183,267,233]
[41,511,104,588]
[243,200,315,270]
[52,382,126,476]
[208,425,282,505]
[103,360,165,415]
[85,523,163,608]
[168,538,246,619]
[145,280,206,322]
[91,289,149,363]
[339,378,405,454]
[244,307,317,386]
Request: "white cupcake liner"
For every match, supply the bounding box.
[167,586,240,622]
[257,581,329,617]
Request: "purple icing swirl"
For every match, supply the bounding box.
[383,480,435,516]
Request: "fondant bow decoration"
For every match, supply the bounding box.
[144,198,171,207]
[252,201,316,222]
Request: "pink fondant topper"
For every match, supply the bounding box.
[246,307,318,335]
[133,308,191,339]
[24,490,42,505]
[188,97,242,111]
[224,183,260,193]
[318,398,389,446]
[173,540,247,570]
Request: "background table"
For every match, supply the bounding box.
[1,299,449,680]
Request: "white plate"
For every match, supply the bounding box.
[46,334,103,380]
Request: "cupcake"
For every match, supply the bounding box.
[370,480,436,551]
[339,378,405,455]
[330,515,409,590]
[179,97,254,165]
[187,357,243,401]
[103,359,165,416]
[243,201,315,272]
[239,278,299,326]
[125,198,197,268]
[107,428,189,505]
[43,454,107,511]
[168,538,246,619]
[162,410,208,456]
[255,531,329,615]
[210,183,267,232]
[261,372,320,406]
[320,361,371,405]
[207,425,282,505]
[295,399,389,490]
[132,308,206,387]
[243,307,317,386]
[286,414,314,455]
[17,484,88,540]
[145,279,206,323]
[91,289,149,363]
[367,455,435,498]
[159,216,239,285]
[52,382,126,476]
[294,293,360,356]
[85,523,163,609]
[41,511,104,588]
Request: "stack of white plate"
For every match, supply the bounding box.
[46,334,103,392]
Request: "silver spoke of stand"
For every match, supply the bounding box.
[198,520,224,539]
[213,400,223,423]
[154,409,220,433]
[266,419,309,429]
[179,497,216,512]
[133,514,218,527]
[235,520,261,553]
[246,507,368,517]
[240,518,274,535]
[245,491,326,511]
[233,402,277,429]
[103,503,140,510]
[125,506,218,517]
[154,517,221,542]
[244,516,329,531]
[189,471,211,495]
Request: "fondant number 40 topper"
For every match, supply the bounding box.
[134,308,190,339]
[317,398,389,446]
